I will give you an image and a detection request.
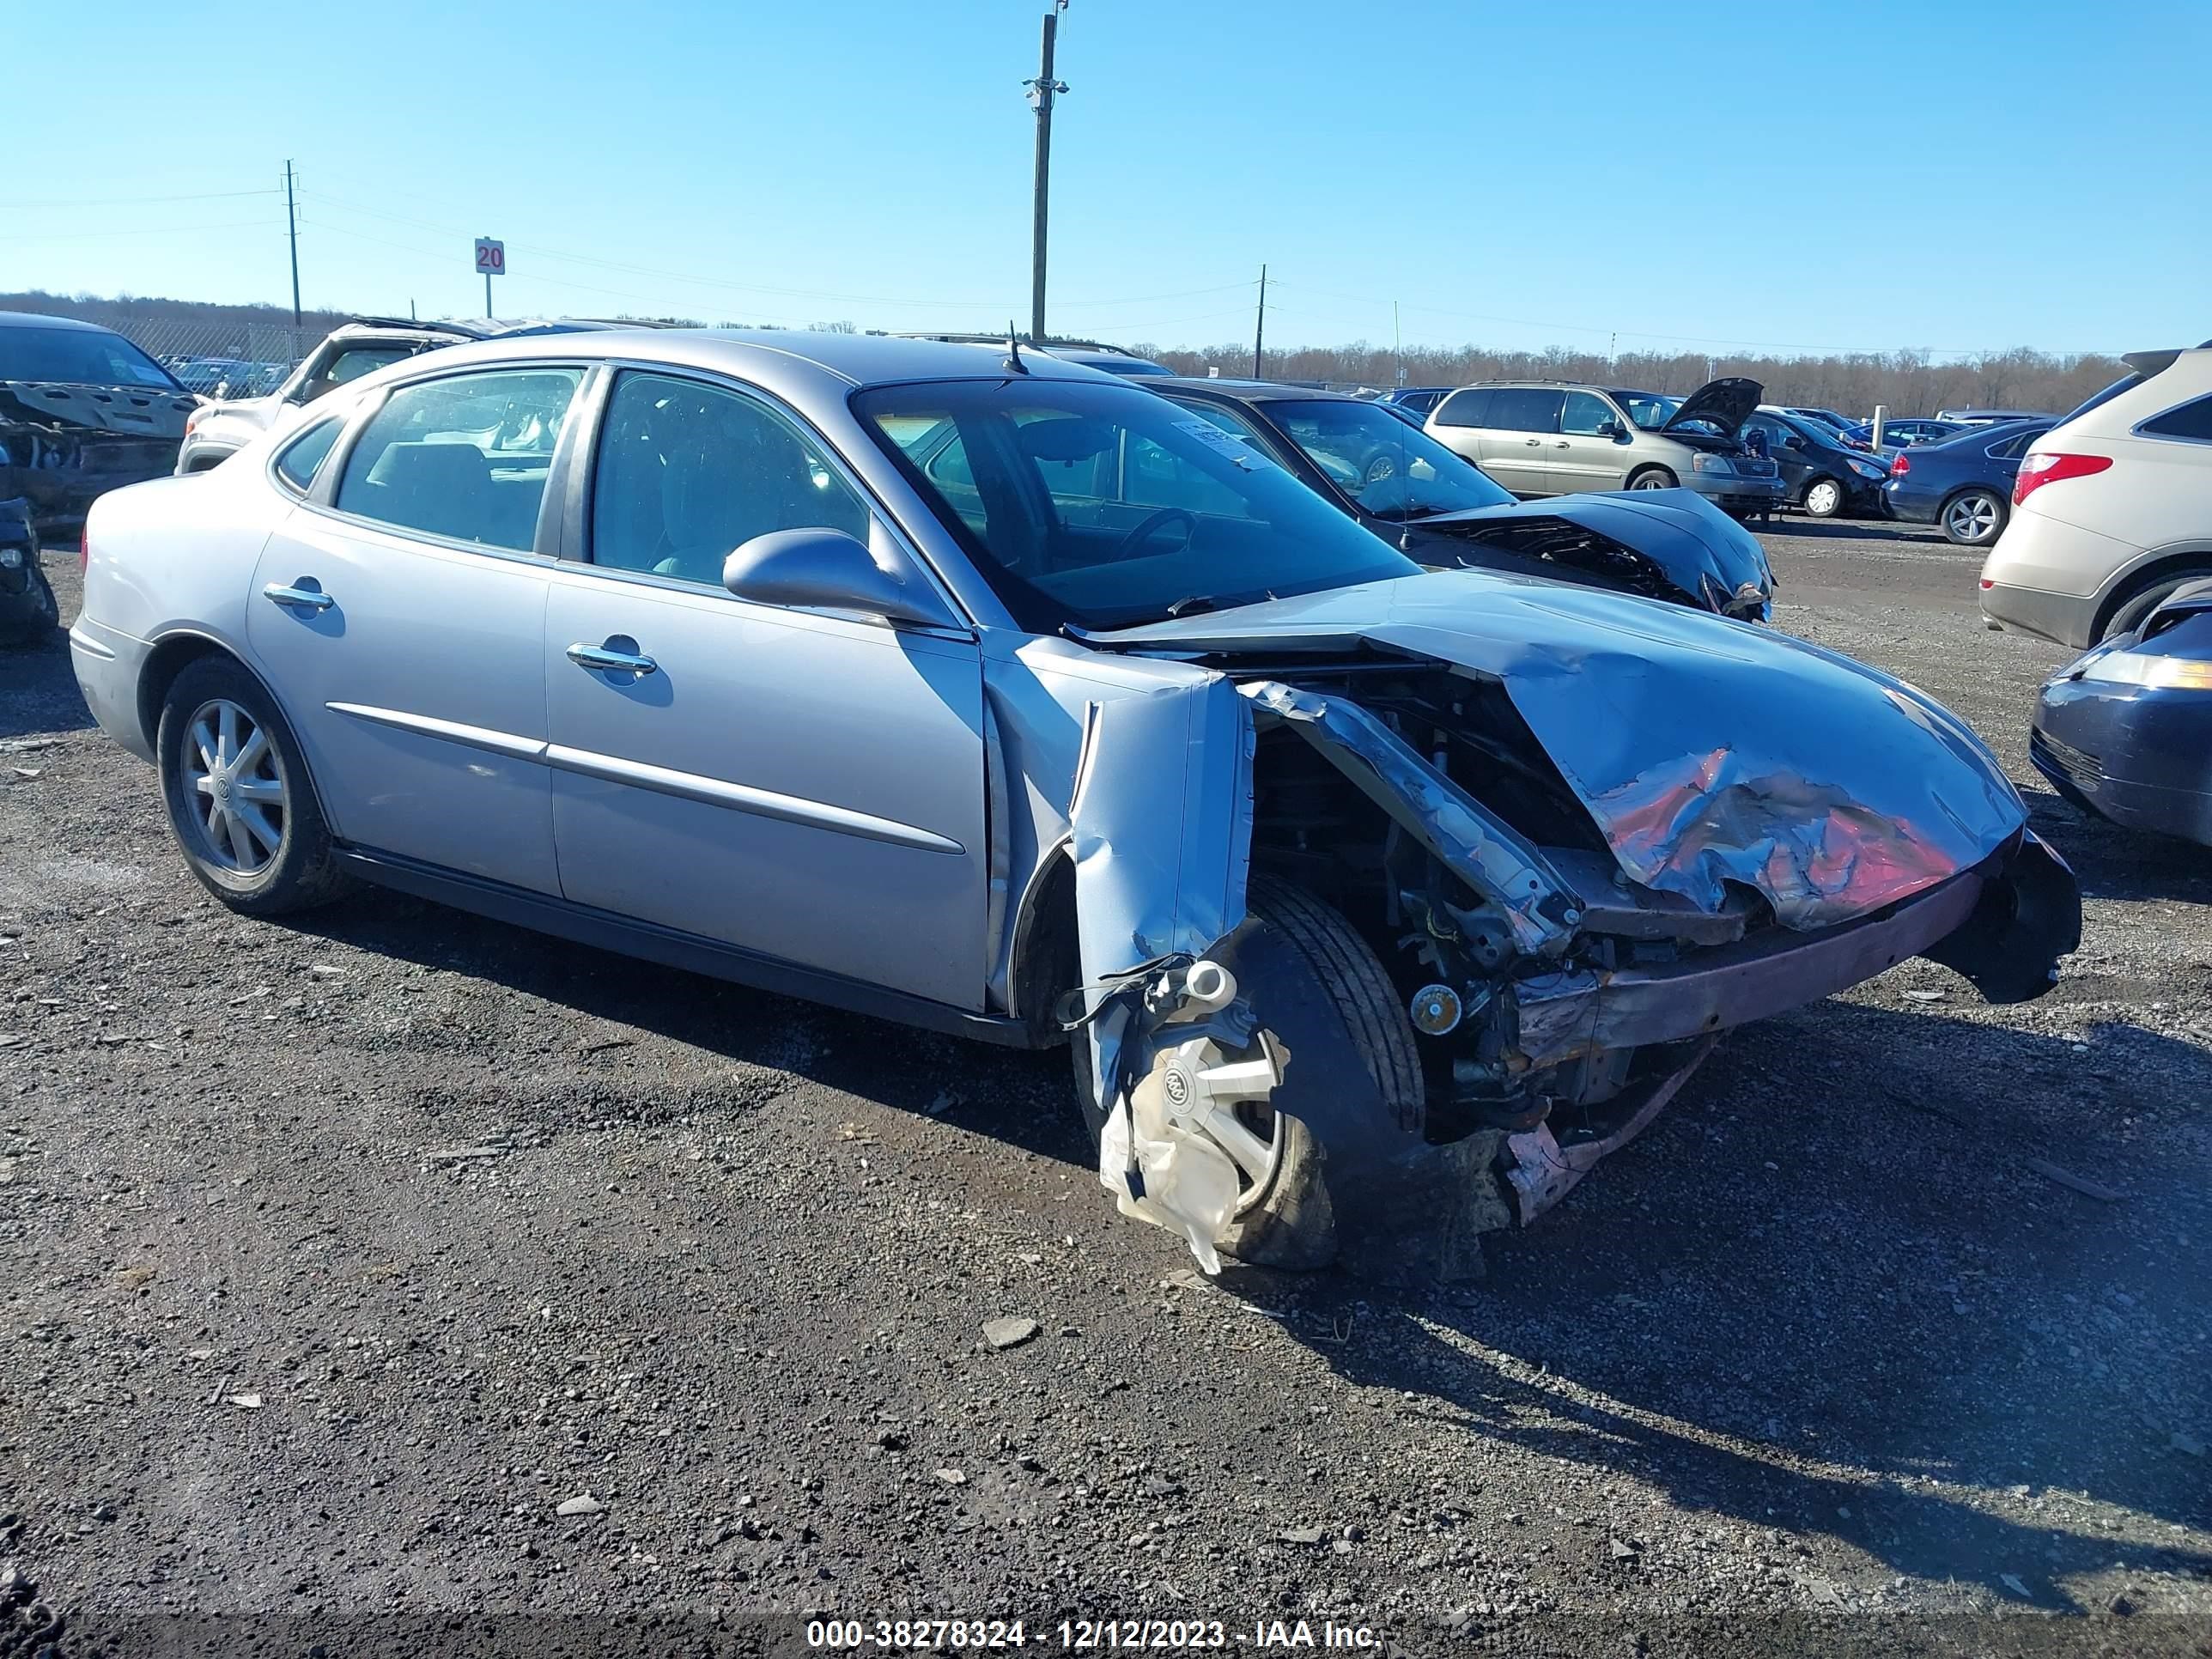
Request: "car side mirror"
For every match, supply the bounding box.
[722,525,956,630]
[1598,420,1625,441]
[1784,434,1808,450]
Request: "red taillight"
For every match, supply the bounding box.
[79,526,89,575]
[1889,453,1910,477]
[2014,451,2112,507]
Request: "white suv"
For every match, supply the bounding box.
[1979,343,2212,647]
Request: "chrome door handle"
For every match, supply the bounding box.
[1553,441,1571,448]
[566,641,659,676]
[1523,437,1542,447]
[262,581,334,612]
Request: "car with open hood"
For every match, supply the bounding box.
[70,331,2079,1275]
[1148,378,1772,618]
[0,312,198,539]
[1425,377,1787,520]
[1746,406,1893,519]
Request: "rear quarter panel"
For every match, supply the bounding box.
[82,465,278,659]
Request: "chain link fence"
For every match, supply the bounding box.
[104,318,325,398]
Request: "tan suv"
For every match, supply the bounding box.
[1424,378,1787,520]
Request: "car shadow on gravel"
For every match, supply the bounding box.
[0,604,92,742]
[2021,788,2212,902]
[1260,1004,2212,1612]
[276,887,1094,1167]
[1765,519,1942,545]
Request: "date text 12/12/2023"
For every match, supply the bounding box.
[804,1620,1382,1650]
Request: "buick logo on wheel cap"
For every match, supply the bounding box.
[1162,1066,1191,1109]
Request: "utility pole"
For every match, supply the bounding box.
[283,160,301,328]
[1394,301,1403,388]
[1252,264,1267,380]
[1026,3,1069,342]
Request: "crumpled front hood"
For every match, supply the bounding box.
[1091,571,2027,930]
[1409,486,1773,614]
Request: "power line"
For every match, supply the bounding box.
[300,185,1255,314]
[0,186,282,210]
[2,221,288,244]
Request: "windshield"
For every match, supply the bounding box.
[857,378,1418,631]
[1261,397,1513,520]
[1616,392,1680,430]
[0,325,183,391]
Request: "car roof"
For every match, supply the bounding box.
[1152,377,1364,404]
[0,310,124,335]
[361,326,1112,392]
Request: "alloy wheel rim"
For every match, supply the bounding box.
[1632,472,1666,489]
[182,698,287,876]
[1948,495,1996,541]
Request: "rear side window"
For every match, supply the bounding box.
[1432,388,1494,428]
[300,344,416,404]
[335,367,581,551]
[1489,388,1565,434]
[2139,394,2212,442]
[273,417,342,492]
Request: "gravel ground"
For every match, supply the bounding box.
[2,524,2208,1656]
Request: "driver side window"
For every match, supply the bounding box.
[1560,392,1617,436]
[588,371,868,587]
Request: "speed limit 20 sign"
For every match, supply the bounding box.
[473,238,506,276]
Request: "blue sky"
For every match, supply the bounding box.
[11,0,2208,357]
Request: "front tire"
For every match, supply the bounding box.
[1940,488,2005,546]
[1626,465,1676,490]
[156,656,353,915]
[1802,476,1844,519]
[1071,874,1423,1269]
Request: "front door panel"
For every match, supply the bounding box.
[544,573,988,1009]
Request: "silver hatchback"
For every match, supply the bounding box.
[71,331,2074,1273]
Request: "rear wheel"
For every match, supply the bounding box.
[1071,874,1422,1269]
[156,656,353,915]
[1802,476,1844,519]
[2101,569,2212,641]
[1940,488,2005,546]
[1626,465,1676,490]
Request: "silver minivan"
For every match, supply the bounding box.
[1425,378,1786,520]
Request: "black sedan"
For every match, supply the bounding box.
[1152,379,1773,618]
[0,312,197,538]
[1880,418,2052,546]
[1742,409,1892,519]
[2033,580,2212,847]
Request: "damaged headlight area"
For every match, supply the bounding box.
[1067,650,2078,1277]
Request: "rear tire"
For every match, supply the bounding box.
[1626,465,1676,490]
[156,656,354,915]
[2101,571,2212,641]
[1070,873,1422,1269]
[1939,488,2005,546]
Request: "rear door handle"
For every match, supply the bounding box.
[566,641,659,676]
[1553,441,1571,448]
[1523,437,1542,447]
[262,581,334,612]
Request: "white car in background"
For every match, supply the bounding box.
[1979,343,2212,647]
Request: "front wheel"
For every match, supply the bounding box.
[156,655,354,915]
[1802,476,1844,519]
[1940,489,2005,546]
[1626,466,1676,490]
[1071,875,1423,1269]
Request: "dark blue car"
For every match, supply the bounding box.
[1881,418,2052,546]
[2033,580,2212,847]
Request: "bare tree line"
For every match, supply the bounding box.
[1133,341,2134,418]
